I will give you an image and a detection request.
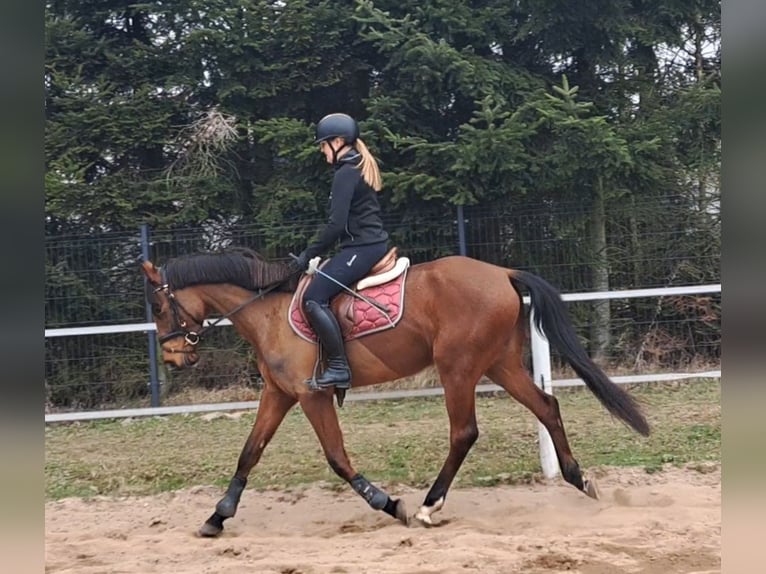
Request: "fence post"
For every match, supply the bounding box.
[140,224,161,407]
[456,204,467,256]
[530,311,559,479]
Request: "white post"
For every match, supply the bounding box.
[530,311,559,479]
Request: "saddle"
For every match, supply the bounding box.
[289,247,410,342]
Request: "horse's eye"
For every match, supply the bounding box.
[152,304,162,316]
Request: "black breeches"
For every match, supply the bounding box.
[303,243,389,305]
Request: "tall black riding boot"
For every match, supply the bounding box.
[303,300,352,389]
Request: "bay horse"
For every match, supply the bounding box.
[141,249,649,536]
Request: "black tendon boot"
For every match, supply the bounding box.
[303,300,352,389]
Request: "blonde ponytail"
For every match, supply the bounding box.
[354,138,382,192]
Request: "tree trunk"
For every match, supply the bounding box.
[590,175,611,363]
[692,9,708,209]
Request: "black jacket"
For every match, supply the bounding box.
[304,150,388,259]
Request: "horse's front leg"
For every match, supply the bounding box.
[199,383,297,537]
[299,391,409,525]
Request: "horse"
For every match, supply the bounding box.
[141,248,649,537]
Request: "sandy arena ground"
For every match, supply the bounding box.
[45,465,720,574]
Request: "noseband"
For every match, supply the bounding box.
[153,282,206,354]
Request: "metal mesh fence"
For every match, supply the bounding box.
[45,197,720,411]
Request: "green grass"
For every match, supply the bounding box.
[45,379,720,500]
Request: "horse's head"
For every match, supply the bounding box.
[141,250,297,369]
[141,260,206,369]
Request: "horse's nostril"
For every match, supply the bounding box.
[182,352,200,369]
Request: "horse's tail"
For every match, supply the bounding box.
[509,270,650,437]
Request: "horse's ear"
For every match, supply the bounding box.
[141,260,162,286]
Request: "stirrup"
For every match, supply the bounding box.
[304,346,351,391]
[305,376,351,391]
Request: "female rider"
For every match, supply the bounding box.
[291,113,389,390]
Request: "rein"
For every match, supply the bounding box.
[155,272,289,354]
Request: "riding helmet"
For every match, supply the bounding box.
[314,113,359,144]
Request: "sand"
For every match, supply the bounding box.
[45,465,720,574]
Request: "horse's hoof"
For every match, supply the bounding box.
[583,478,601,500]
[412,512,437,528]
[394,498,410,526]
[198,512,225,537]
[413,508,435,528]
[412,496,444,527]
[198,521,223,537]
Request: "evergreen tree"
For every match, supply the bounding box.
[44,1,721,405]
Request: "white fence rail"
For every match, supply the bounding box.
[44,283,722,339]
[45,282,722,483]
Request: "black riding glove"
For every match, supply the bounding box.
[290,251,310,273]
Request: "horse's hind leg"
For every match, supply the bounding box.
[199,383,297,537]
[415,360,482,526]
[486,360,599,499]
[298,390,409,525]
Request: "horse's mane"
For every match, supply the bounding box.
[163,248,297,292]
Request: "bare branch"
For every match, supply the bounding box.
[166,109,239,181]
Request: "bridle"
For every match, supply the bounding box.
[153,269,289,356]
